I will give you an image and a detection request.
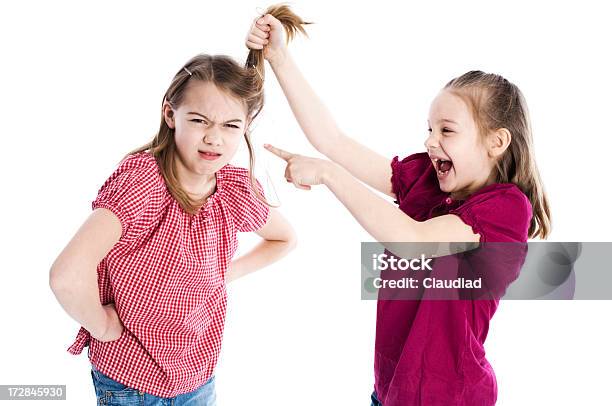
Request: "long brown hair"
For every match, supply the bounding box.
[125,4,310,215]
[445,71,551,239]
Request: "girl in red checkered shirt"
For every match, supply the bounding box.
[49,15,301,404]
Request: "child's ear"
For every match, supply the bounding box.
[163,101,175,129]
[488,128,512,158]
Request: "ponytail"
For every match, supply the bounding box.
[245,4,312,83]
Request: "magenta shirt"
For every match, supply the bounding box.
[374,152,532,406]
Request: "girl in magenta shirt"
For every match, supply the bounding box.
[49,49,299,403]
[246,6,551,406]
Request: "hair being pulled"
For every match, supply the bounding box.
[246,4,312,82]
[122,4,311,216]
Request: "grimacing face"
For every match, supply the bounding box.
[424,89,499,200]
[163,81,248,188]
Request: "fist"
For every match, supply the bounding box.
[245,14,287,64]
[94,303,125,342]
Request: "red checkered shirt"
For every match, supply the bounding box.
[67,151,270,397]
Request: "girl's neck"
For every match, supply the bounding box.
[175,160,217,200]
[451,173,497,200]
[182,174,216,200]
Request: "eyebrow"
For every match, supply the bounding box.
[187,111,243,124]
[427,118,459,126]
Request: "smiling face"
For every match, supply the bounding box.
[163,81,248,194]
[424,89,497,200]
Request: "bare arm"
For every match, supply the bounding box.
[246,16,394,197]
[226,208,297,282]
[49,208,124,341]
[271,52,394,196]
[265,145,481,245]
[323,162,480,243]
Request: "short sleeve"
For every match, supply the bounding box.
[92,153,163,240]
[449,185,533,243]
[223,167,270,233]
[390,152,432,204]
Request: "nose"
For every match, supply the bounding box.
[203,127,222,146]
[424,130,439,150]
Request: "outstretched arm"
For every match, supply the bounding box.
[246,14,394,197]
[264,144,481,244]
[324,162,480,243]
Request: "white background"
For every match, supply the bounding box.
[1,0,610,405]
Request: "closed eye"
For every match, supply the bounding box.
[427,128,453,134]
[190,119,239,129]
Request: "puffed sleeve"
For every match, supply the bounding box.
[91,152,164,240]
[390,152,432,204]
[223,166,270,233]
[449,184,533,243]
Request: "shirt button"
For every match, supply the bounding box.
[445,197,452,204]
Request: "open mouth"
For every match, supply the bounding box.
[433,158,453,177]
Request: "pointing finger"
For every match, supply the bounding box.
[264,144,293,161]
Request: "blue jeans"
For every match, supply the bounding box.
[90,363,216,405]
[371,391,382,406]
